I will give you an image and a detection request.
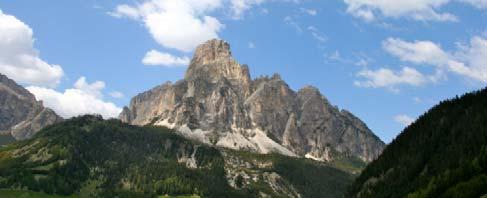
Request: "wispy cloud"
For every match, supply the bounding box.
[343,0,459,22]
[394,114,415,126]
[300,8,318,16]
[308,26,328,43]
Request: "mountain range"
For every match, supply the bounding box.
[5,39,486,197]
[0,39,386,197]
[120,39,385,163]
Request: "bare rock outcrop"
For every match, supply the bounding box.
[0,74,62,140]
[120,39,385,162]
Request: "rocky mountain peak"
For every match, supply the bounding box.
[185,39,251,94]
[189,39,232,66]
[298,86,321,97]
[121,39,385,162]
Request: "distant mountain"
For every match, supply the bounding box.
[0,115,358,197]
[0,73,62,141]
[348,88,487,197]
[120,39,385,162]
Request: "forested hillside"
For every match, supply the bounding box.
[348,88,487,197]
[0,115,355,197]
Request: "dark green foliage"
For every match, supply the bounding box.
[235,175,244,188]
[0,115,241,197]
[348,88,487,198]
[273,156,354,198]
[0,115,358,197]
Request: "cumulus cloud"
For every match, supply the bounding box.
[356,34,487,91]
[110,0,224,52]
[0,10,63,87]
[355,67,427,91]
[449,36,487,83]
[383,38,450,66]
[27,77,122,119]
[142,50,190,67]
[384,36,487,83]
[110,0,282,66]
[394,114,415,126]
[343,0,458,22]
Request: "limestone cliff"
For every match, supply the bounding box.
[120,39,385,162]
[0,73,62,140]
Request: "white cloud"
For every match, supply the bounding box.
[142,50,190,67]
[394,114,415,126]
[109,4,141,19]
[73,77,105,98]
[110,0,280,52]
[383,36,487,83]
[230,0,267,18]
[111,0,224,52]
[0,10,63,88]
[449,36,487,82]
[355,67,427,91]
[343,0,457,22]
[109,91,124,98]
[27,77,122,119]
[383,38,450,66]
[301,8,318,16]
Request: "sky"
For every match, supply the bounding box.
[0,0,486,143]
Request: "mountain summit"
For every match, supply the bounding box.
[120,39,385,162]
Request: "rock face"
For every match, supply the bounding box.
[120,39,385,162]
[0,73,62,140]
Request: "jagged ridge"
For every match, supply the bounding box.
[0,73,62,140]
[120,39,385,162]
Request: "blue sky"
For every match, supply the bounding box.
[0,0,486,143]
